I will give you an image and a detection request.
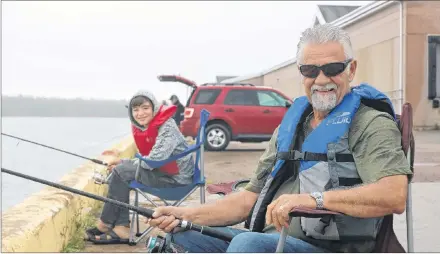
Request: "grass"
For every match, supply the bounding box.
[62,205,101,253]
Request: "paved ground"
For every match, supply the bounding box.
[84,130,440,252]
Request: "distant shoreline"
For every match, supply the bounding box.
[2,116,127,118]
[2,95,129,118]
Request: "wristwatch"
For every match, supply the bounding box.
[310,192,324,209]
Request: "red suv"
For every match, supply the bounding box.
[158,75,293,151]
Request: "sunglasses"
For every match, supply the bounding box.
[299,59,352,78]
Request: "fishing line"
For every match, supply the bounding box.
[80,130,131,150]
[1,133,108,166]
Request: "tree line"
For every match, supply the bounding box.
[2,95,129,117]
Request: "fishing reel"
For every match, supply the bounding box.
[93,172,112,185]
[145,234,187,253]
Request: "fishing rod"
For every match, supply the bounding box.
[2,132,112,184]
[1,167,234,243]
[1,133,108,166]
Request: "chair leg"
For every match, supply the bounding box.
[173,187,199,207]
[406,183,414,252]
[137,188,161,207]
[275,226,289,253]
[406,144,414,253]
[133,226,156,244]
[160,198,171,206]
[135,191,140,236]
[276,217,291,253]
[129,190,137,245]
[200,184,206,204]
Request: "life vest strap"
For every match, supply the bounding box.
[277,150,354,162]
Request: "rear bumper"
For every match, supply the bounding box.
[180,118,199,138]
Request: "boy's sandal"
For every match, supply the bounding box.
[89,230,130,245]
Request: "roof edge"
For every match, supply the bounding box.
[332,1,397,28]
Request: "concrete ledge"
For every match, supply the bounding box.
[1,136,137,252]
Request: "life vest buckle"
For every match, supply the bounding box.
[290,150,307,161]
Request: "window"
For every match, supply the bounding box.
[428,35,440,99]
[194,89,221,104]
[257,90,286,107]
[224,90,258,106]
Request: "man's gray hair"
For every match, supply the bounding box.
[296,24,353,64]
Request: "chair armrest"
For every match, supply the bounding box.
[135,143,201,168]
[289,207,342,218]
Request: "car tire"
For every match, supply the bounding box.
[204,123,231,151]
[232,179,251,191]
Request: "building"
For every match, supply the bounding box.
[221,1,440,129]
[216,75,238,83]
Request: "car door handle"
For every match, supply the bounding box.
[263,109,270,113]
[225,108,234,112]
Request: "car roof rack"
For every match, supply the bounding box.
[200,83,255,87]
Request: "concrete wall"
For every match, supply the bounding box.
[1,136,137,252]
[405,1,440,128]
[344,4,402,110]
[243,75,264,86]
[263,63,303,99]
[240,64,303,99]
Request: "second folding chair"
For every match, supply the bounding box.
[127,109,210,245]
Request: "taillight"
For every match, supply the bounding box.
[184,108,194,118]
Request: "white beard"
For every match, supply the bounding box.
[311,84,338,111]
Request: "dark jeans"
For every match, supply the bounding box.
[172,227,329,253]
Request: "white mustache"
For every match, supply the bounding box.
[311,84,338,93]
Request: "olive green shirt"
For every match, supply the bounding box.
[244,104,412,252]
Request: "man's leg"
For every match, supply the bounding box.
[172,227,247,253]
[226,232,329,253]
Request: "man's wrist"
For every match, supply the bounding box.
[180,207,196,222]
[298,194,319,209]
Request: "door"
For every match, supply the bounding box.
[222,89,264,135]
[157,74,198,107]
[256,90,289,134]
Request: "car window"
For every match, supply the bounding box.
[257,90,286,107]
[271,91,289,103]
[224,90,258,106]
[194,89,221,104]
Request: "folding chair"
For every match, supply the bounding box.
[276,102,415,253]
[127,109,210,245]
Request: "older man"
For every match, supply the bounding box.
[149,24,412,253]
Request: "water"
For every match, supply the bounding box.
[1,117,132,212]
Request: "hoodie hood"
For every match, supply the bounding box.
[128,90,160,130]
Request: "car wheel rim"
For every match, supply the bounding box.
[207,128,226,148]
[233,180,250,191]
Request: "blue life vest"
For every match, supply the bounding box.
[247,83,396,242]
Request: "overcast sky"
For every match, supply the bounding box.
[2,1,370,102]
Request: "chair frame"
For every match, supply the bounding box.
[127,109,210,245]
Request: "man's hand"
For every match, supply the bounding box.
[106,158,122,172]
[266,194,316,232]
[148,206,188,233]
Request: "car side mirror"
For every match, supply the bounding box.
[285,101,292,108]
